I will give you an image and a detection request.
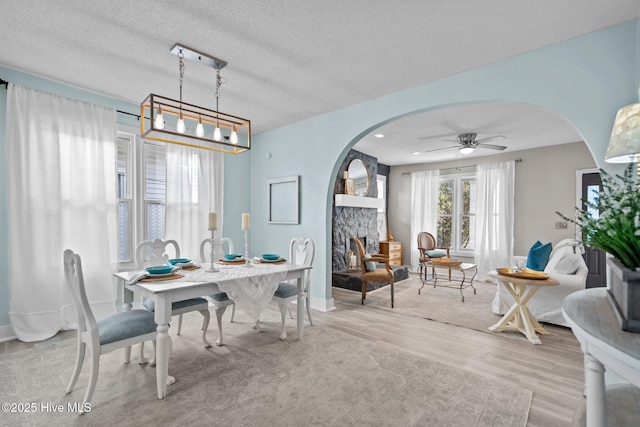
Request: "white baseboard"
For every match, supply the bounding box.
[0,324,17,343]
[310,296,336,312]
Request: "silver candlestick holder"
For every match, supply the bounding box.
[206,228,219,273]
[243,228,253,267]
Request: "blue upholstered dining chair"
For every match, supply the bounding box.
[272,237,315,340]
[63,249,157,413]
[200,236,237,346]
[136,239,211,362]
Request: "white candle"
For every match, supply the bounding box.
[208,212,217,230]
[241,213,250,230]
[343,171,349,180]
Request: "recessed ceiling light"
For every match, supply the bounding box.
[412,151,421,155]
[373,133,384,138]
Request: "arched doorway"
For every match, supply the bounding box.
[328,101,600,300]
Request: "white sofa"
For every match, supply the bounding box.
[491,239,588,327]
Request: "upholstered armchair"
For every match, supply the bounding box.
[417,231,451,280]
[491,239,588,326]
[354,236,395,307]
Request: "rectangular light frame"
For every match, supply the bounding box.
[140,93,251,154]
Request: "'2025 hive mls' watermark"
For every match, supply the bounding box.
[2,402,91,413]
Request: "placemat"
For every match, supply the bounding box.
[181,265,201,271]
[218,258,247,265]
[140,272,184,282]
[255,258,286,264]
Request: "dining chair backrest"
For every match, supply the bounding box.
[199,237,235,263]
[289,237,314,267]
[135,239,180,268]
[63,249,98,345]
[289,237,314,288]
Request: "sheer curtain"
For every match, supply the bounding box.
[7,84,117,342]
[410,170,440,271]
[474,160,515,280]
[165,144,223,259]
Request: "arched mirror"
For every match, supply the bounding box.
[348,159,370,196]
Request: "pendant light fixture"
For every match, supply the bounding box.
[140,44,251,153]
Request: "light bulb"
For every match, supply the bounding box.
[176,113,185,134]
[196,116,204,137]
[213,124,222,141]
[459,146,475,155]
[154,106,164,129]
[230,125,238,144]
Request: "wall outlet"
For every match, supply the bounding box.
[555,221,568,229]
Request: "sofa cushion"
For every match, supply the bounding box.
[526,240,553,271]
[546,240,585,274]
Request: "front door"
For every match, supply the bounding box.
[582,172,607,288]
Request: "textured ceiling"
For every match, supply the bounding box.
[1,1,638,164]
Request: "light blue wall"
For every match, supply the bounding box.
[0,66,251,331]
[0,20,637,329]
[250,21,638,308]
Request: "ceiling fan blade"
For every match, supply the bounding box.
[477,143,507,151]
[474,135,506,143]
[424,145,459,153]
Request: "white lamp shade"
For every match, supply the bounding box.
[606,103,640,163]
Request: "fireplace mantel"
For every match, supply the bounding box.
[335,194,384,209]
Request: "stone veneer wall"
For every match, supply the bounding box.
[332,150,379,272]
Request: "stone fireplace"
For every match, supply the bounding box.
[332,208,378,271]
[332,150,380,272]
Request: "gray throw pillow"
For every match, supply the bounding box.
[364,253,376,272]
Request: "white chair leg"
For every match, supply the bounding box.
[214,306,228,346]
[81,348,100,414]
[287,306,294,320]
[200,309,212,348]
[278,302,288,341]
[177,314,183,335]
[66,340,85,394]
[124,345,131,364]
[149,340,156,367]
[230,303,236,322]
[138,342,148,365]
[305,295,314,326]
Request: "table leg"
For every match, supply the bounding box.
[489,281,545,344]
[155,324,171,399]
[584,353,606,427]
[154,298,175,399]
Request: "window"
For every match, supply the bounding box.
[116,131,166,265]
[437,173,476,254]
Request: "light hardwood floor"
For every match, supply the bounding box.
[316,285,586,427]
[1,281,585,427]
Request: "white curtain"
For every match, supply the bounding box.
[165,144,223,260]
[474,160,515,280]
[7,84,117,342]
[410,170,440,272]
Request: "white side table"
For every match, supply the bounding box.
[563,288,640,427]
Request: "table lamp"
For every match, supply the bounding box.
[606,103,640,163]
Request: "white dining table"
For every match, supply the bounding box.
[113,261,311,399]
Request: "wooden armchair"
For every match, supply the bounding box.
[417,231,451,280]
[353,236,395,308]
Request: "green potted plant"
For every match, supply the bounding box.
[556,163,640,332]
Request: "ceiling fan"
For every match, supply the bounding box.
[425,133,507,155]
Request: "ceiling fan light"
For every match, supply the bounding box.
[459,146,475,155]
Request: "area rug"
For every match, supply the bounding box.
[354,274,567,343]
[0,307,531,427]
